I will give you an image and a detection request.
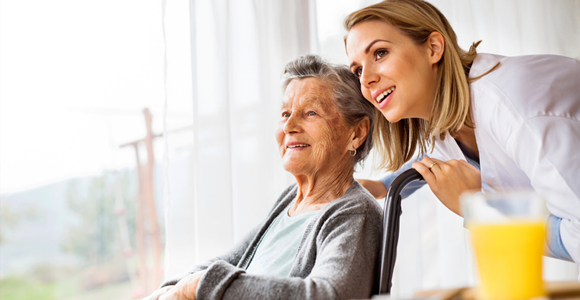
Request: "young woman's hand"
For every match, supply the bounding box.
[357,179,388,199]
[412,157,481,216]
[157,271,206,300]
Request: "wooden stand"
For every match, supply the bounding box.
[120,108,163,294]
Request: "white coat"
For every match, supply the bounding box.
[430,53,580,269]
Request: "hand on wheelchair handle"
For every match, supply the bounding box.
[412,157,481,216]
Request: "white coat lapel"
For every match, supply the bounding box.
[430,134,466,162]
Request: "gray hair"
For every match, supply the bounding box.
[282,54,376,166]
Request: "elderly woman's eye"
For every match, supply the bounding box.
[375,49,388,60]
[308,111,317,116]
[282,112,291,118]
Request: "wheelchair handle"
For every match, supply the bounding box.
[375,168,424,295]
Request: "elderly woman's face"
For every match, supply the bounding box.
[276,78,352,176]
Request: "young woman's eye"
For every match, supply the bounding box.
[353,67,362,78]
[375,49,388,60]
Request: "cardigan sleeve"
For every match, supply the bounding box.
[159,223,262,288]
[194,205,382,300]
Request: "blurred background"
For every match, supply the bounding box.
[1,0,579,299]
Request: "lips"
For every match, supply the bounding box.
[287,143,310,148]
[374,87,395,104]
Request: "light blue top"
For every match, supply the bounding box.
[245,201,319,277]
[379,155,428,199]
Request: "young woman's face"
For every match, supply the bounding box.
[346,20,439,122]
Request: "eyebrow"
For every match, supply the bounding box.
[349,39,391,68]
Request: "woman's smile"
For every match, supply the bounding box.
[373,86,395,109]
[286,142,311,150]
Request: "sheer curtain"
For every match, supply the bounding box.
[163,0,317,278]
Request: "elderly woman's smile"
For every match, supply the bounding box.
[276,77,352,177]
[287,143,310,149]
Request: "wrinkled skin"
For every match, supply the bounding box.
[276,78,369,215]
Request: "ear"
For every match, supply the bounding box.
[350,116,370,150]
[426,31,445,65]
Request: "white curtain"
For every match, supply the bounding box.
[161,0,580,297]
[163,0,317,278]
[431,0,580,59]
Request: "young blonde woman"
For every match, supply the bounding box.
[346,0,580,270]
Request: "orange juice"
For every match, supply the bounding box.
[470,221,546,300]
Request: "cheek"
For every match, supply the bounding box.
[312,118,349,161]
[399,54,426,85]
[311,126,334,164]
[380,64,398,82]
[275,124,284,147]
[362,88,373,103]
[326,114,351,142]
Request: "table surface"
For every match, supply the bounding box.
[368,281,580,300]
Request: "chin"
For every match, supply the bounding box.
[282,162,304,174]
[380,110,403,123]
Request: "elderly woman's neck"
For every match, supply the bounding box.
[290,164,355,216]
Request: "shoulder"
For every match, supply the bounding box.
[470,53,580,80]
[269,183,298,212]
[278,183,298,199]
[471,53,580,97]
[470,53,580,122]
[322,181,382,221]
[310,182,382,245]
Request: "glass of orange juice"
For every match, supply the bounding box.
[462,191,547,300]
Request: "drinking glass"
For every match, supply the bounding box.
[462,191,547,300]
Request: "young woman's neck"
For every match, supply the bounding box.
[453,124,479,160]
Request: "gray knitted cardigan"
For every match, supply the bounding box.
[161,181,382,300]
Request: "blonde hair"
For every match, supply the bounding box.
[345,0,495,171]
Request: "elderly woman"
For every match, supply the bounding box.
[145,54,381,300]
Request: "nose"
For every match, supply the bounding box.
[360,65,379,89]
[284,113,301,134]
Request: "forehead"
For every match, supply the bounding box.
[283,78,334,106]
[346,20,401,56]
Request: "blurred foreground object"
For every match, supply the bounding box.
[408,281,580,300]
[462,191,547,300]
